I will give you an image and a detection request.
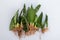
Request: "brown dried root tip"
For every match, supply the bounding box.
[18,30,22,37]
[41,27,48,33]
[17,24,23,37]
[12,28,17,32]
[30,30,36,35]
[11,27,19,36]
[25,31,31,36]
[25,30,36,36]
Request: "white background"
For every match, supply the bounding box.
[0,0,60,40]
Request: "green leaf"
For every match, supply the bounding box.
[23,4,26,16]
[9,10,19,30]
[19,16,22,24]
[9,16,16,30]
[34,15,38,22]
[22,16,29,32]
[41,14,48,29]
[14,10,19,24]
[45,14,48,27]
[31,5,33,9]
[19,9,23,24]
[37,12,43,25]
[27,7,36,23]
[34,15,38,26]
[35,4,41,13]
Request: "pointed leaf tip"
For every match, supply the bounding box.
[35,4,41,13]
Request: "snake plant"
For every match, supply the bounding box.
[9,4,48,37]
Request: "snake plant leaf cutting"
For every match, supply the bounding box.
[9,10,19,30]
[9,16,15,30]
[9,4,48,38]
[37,12,43,27]
[21,4,29,32]
[41,14,48,33]
[45,14,48,27]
